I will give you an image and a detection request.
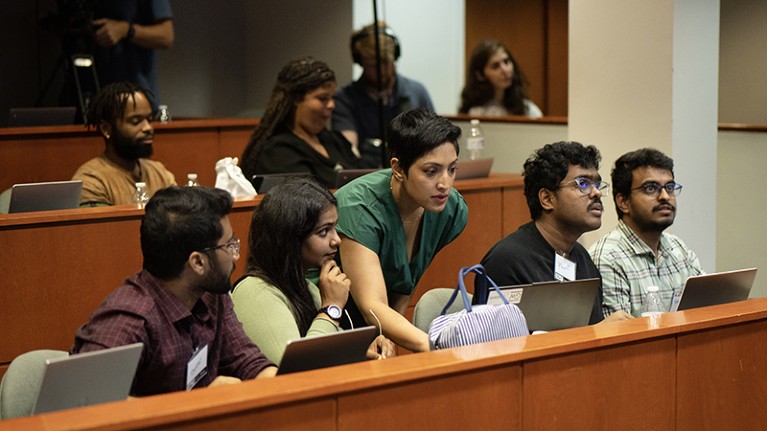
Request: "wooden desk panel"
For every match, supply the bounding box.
[523,337,676,430]
[676,319,767,430]
[2,299,767,430]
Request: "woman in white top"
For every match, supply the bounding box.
[459,40,542,118]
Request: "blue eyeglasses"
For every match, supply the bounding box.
[560,177,610,195]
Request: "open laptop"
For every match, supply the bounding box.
[8,107,77,127]
[455,158,494,180]
[487,278,600,332]
[670,268,757,312]
[335,168,379,189]
[250,172,310,194]
[32,343,143,415]
[8,180,83,213]
[277,326,377,375]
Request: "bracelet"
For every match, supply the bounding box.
[126,22,135,41]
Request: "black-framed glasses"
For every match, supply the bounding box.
[632,181,683,197]
[560,177,610,195]
[201,237,240,258]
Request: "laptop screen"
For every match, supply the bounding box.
[277,326,377,375]
[9,180,83,213]
[671,268,757,312]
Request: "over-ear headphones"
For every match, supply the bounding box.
[350,26,401,65]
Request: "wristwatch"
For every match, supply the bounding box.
[126,22,135,41]
[318,305,343,322]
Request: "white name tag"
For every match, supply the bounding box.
[554,253,576,281]
[186,344,208,391]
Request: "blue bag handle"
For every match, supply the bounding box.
[440,264,509,316]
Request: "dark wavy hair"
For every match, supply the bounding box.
[387,108,461,174]
[459,40,531,115]
[240,57,336,179]
[523,141,601,220]
[141,186,233,279]
[611,148,674,219]
[85,81,153,129]
[243,177,337,336]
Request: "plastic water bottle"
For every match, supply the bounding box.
[640,285,665,317]
[157,105,171,123]
[131,182,150,209]
[186,173,199,187]
[466,119,485,160]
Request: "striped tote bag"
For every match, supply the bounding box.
[428,264,529,350]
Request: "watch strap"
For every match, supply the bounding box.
[318,305,342,322]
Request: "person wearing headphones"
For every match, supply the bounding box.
[332,22,435,169]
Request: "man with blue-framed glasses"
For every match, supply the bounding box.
[590,148,703,317]
[480,141,632,326]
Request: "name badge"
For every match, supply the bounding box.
[554,253,576,281]
[186,344,208,391]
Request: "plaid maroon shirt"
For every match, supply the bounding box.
[72,269,274,396]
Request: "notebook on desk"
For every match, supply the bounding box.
[455,158,494,180]
[8,107,77,127]
[487,278,600,332]
[8,180,82,213]
[277,326,377,375]
[32,343,143,415]
[670,268,757,312]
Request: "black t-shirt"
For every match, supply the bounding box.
[479,221,604,324]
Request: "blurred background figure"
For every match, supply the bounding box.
[459,40,542,118]
[240,57,362,188]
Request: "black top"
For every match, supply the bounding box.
[251,129,363,189]
[479,221,604,324]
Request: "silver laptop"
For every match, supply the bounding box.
[487,278,600,332]
[32,343,143,415]
[8,107,77,127]
[670,268,757,312]
[9,180,83,213]
[277,326,377,375]
[335,168,379,188]
[455,158,494,180]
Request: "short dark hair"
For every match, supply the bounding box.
[611,148,674,219]
[141,186,234,279]
[245,177,336,336]
[523,141,601,219]
[387,108,461,174]
[85,82,152,129]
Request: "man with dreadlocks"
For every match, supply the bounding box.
[240,57,363,189]
[72,82,176,206]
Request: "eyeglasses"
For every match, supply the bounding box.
[560,177,610,195]
[632,181,683,197]
[201,237,240,258]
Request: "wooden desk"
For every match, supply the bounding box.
[2,298,766,430]
[0,174,527,375]
[0,118,259,191]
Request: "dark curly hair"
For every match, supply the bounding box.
[459,40,531,115]
[240,57,335,180]
[611,148,674,219]
[523,141,601,219]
